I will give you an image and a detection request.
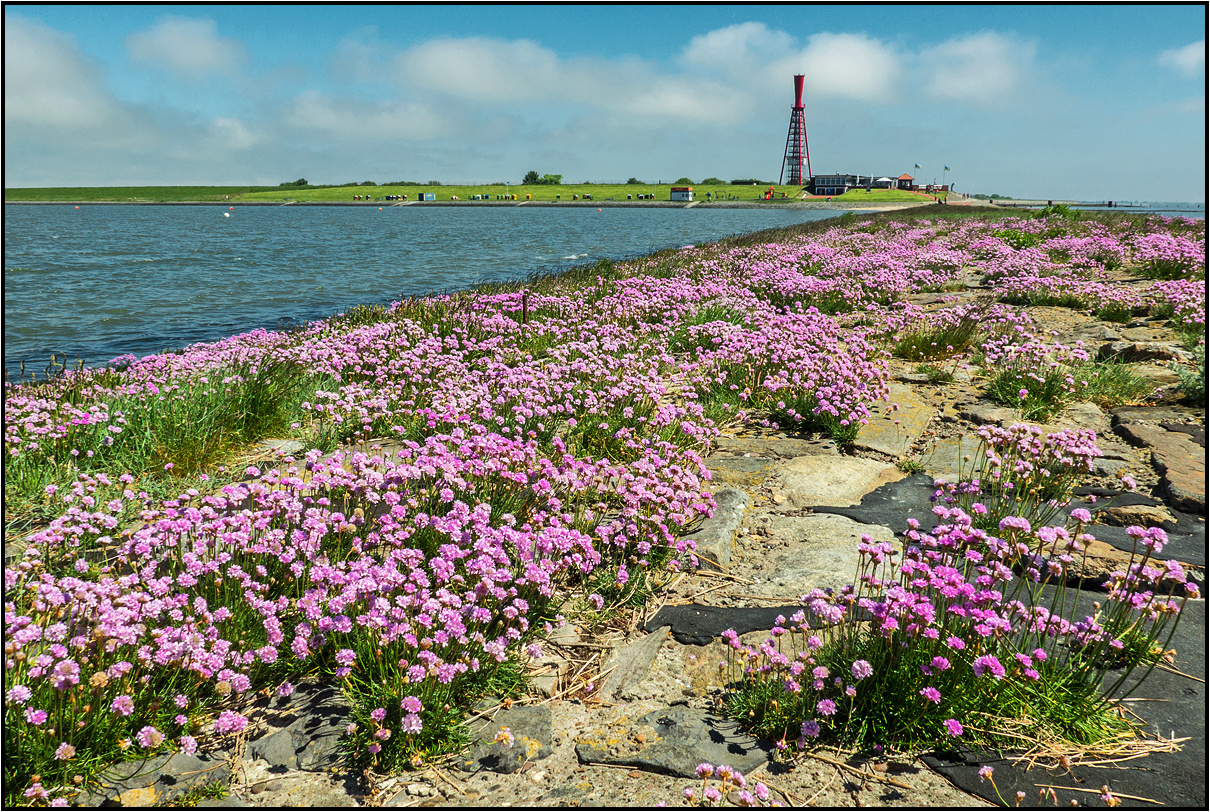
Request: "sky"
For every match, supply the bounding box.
[4,3,1206,202]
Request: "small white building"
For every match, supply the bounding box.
[670,186,694,201]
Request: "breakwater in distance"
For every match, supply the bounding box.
[4,204,849,379]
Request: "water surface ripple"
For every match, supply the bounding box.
[4,204,842,377]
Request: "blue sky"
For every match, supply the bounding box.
[5,4,1205,201]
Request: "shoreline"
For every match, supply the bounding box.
[3,199,928,211]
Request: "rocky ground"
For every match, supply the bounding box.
[76,275,1205,808]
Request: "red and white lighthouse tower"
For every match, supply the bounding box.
[779,74,811,186]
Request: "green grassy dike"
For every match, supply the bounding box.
[4,183,937,205]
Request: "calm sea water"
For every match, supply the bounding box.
[4,204,844,378]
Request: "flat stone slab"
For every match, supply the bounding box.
[738,513,899,598]
[1160,422,1206,447]
[1114,423,1206,514]
[1056,400,1109,431]
[285,683,353,771]
[854,382,934,457]
[599,627,671,702]
[1068,489,1207,571]
[1110,405,1203,425]
[1098,340,1191,363]
[643,604,805,646]
[461,705,553,774]
[959,402,1020,427]
[806,472,941,533]
[76,752,232,807]
[776,456,904,508]
[918,436,975,483]
[712,435,838,459]
[575,706,774,778]
[704,456,777,487]
[682,488,749,572]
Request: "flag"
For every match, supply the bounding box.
[944,166,951,171]
[914,163,921,169]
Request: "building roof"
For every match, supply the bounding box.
[898,174,914,180]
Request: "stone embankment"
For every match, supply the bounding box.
[77,280,1205,808]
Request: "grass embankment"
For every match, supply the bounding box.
[5,183,932,205]
[3,186,284,203]
[4,206,1203,806]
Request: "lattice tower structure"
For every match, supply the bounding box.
[780,74,812,186]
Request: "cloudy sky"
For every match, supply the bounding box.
[5,4,1205,201]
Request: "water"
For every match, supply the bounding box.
[4,204,845,378]
[1071,203,1205,217]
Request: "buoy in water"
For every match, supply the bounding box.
[223,212,230,217]
[75,206,80,209]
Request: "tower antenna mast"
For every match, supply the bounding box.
[780,75,811,186]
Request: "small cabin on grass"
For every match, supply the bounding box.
[670,186,694,201]
[897,174,914,190]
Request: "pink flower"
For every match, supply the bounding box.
[25,708,49,725]
[111,695,135,717]
[180,735,198,755]
[136,726,165,748]
[816,699,837,717]
[54,742,76,760]
[850,659,874,680]
[973,655,1006,680]
[919,686,942,704]
[401,713,423,734]
[944,719,964,737]
[214,710,248,735]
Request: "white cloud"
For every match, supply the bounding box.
[680,22,795,75]
[208,117,260,151]
[920,32,1035,103]
[4,16,119,128]
[126,16,247,80]
[397,35,747,122]
[1158,40,1205,77]
[795,33,900,102]
[284,90,447,140]
[402,37,564,103]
